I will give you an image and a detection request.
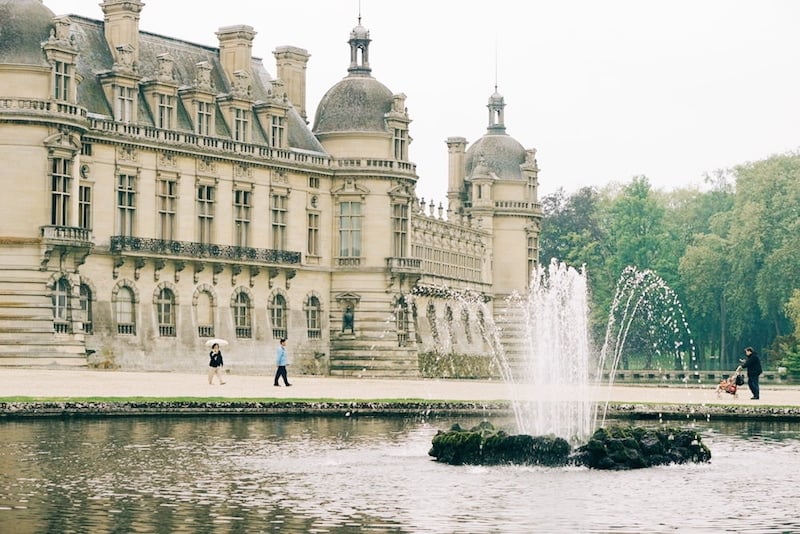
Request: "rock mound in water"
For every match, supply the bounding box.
[571,424,712,470]
[428,421,571,466]
[429,421,712,470]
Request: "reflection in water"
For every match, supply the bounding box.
[1,415,799,533]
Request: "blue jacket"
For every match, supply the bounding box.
[276,345,287,366]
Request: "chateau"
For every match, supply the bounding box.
[0,0,542,376]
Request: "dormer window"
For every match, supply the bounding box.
[233,108,249,142]
[157,93,175,129]
[270,115,285,148]
[116,86,135,123]
[54,61,72,101]
[196,101,212,135]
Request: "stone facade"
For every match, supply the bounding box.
[0,0,542,376]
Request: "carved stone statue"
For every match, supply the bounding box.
[342,306,355,333]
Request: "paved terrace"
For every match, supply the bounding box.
[1,368,798,407]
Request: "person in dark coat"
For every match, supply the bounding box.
[208,343,226,385]
[739,347,762,399]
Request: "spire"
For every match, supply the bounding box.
[348,13,371,76]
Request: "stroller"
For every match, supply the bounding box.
[716,368,745,398]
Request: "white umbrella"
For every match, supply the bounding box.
[204,338,229,348]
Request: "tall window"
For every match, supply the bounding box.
[233,292,251,338]
[78,185,92,230]
[156,288,176,337]
[305,295,321,339]
[234,189,251,247]
[80,284,93,334]
[115,286,136,335]
[197,184,215,243]
[270,115,285,147]
[233,108,249,142]
[396,297,408,347]
[196,101,211,136]
[527,234,537,286]
[117,173,136,236]
[393,128,408,160]
[196,290,214,338]
[52,278,70,333]
[50,158,71,226]
[307,212,319,256]
[157,179,177,241]
[54,61,71,101]
[271,195,287,250]
[391,203,408,257]
[270,294,287,339]
[116,86,134,123]
[157,94,174,129]
[339,201,362,257]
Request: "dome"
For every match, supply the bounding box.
[0,0,56,67]
[313,76,393,134]
[465,134,527,181]
[350,24,369,40]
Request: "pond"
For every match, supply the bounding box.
[1,414,798,533]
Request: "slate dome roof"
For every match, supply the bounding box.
[313,74,393,134]
[465,134,527,181]
[0,0,55,67]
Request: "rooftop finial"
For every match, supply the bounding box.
[494,33,499,93]
[358,0,362,25]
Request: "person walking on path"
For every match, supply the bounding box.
[274,338,291,387]
[739,346,762,399]
[208,343,226,385]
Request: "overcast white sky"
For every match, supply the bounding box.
[46,0,800,203]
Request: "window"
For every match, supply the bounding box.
[156,288,176,337]
[78,185,92,230]
[396,297,408,347]
[196,101,212,136]
[339,201,362,257]
[157,179,177,241]
[233,292,252,338]
[270,115,285,147]
[50,158,71,226]
[527,234,537,286]
[308,176,320,189]
[117,173,136,236]
[233,108,249,142]
[80,284,93,334]
[270,293,287,339]
[307,212,319,256]
[115,286,136,335]
[52,278,70,333]
[54,61,71,101]
[234,189,251,247]
[305,295,321,339]
[391,203,408,257]
[157,94,174,129]
[116,86,134,123]
[196,290,214,337]
[271,195,287,250]
[197,184,215,243]
[393,128,408,160]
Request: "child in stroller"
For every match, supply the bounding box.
[716,367,744,398]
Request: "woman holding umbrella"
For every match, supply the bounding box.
[206,339,227,385]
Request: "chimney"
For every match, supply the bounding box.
[446,136,467,212]
[100,0,145,67]
[273,46,310,121]
[216,25,256,88]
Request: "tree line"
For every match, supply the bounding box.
[538,152,800,375]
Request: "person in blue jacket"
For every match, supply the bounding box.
[274,338,291,387]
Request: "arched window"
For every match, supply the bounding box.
[52,278,70,333]
[115,286,136,335]
[156,288,176,337]
[271,293,287,339]
[80,284,93,334]
[305,295,321,339]
[196,290,214,337]
[233,291,251,339]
